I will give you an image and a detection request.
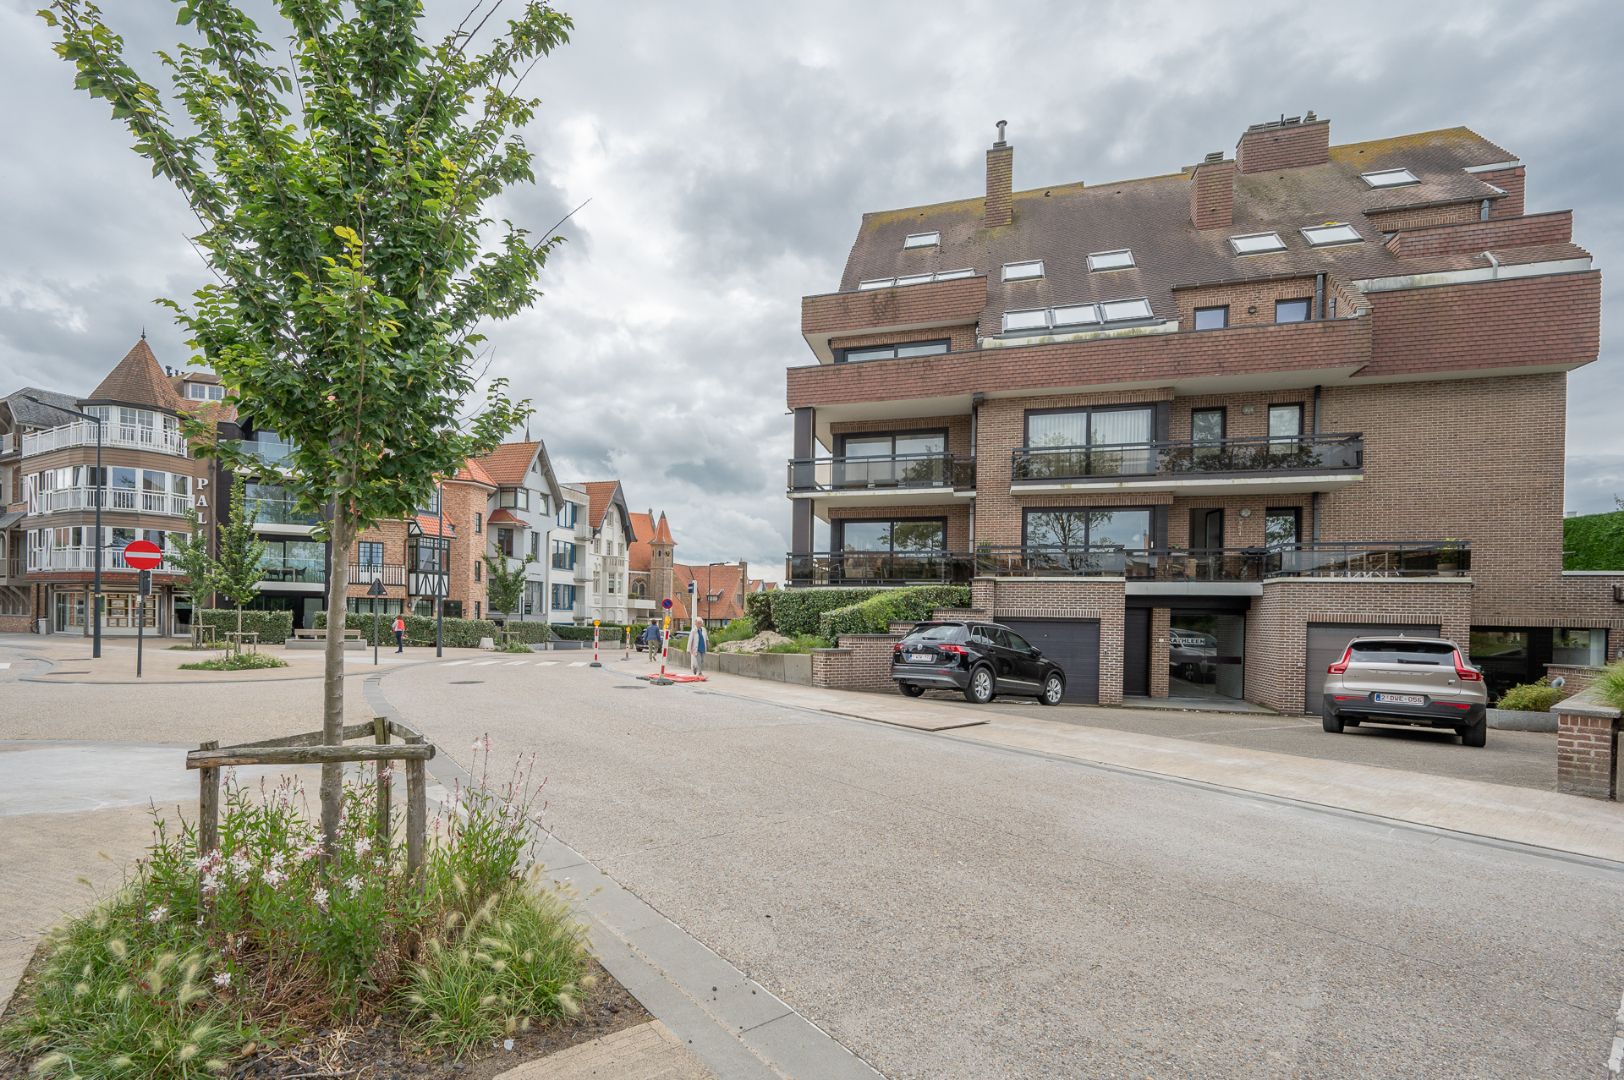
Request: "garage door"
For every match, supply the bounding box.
[1303,622,1440,714]
[1002,619,1100,705]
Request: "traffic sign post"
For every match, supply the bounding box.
[590,619,602,667]
[123,543,162,679]
[651,598,674,685]
[367,578,387,666]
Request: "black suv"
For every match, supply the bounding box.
[891,621,1067,705]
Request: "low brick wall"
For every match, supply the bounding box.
[811,634,905,693]
[1554,685,1621,799]
[1544,664,1609,694]
[0,614,34,634]
[668,647,813,685]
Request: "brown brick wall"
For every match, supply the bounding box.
[827,414,973,458]
[1478,166,1526,219]
[810,635,904,692]
[1149,607,1171,698]
[1365,203,1480,231]
[1189,159,1235,230]
[1246,579,1475,713]
[788,317,1372,410]
[1385,211,1571,258]
[1174,277,1319,328]
[828,326,978,353]
[985,144,1013,228]
[1236,120,1329,174]
[1362,271,1600,378]
[802,275,988,338]
[972,577,1126,704]
[1555,708,1618,799]
[0,613,33,633]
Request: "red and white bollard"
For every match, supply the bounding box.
[590,620,602,668]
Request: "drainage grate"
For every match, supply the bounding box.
[613,684,648,690]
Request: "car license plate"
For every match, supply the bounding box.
[908,652,934,663]
[1374,693,1424,706]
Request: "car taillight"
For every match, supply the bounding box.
[1327,646,1352,675]
[892,643,903,655]
[938,644,969,656]
[1452,651,1482,681]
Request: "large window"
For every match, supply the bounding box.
[556,502,577,528]
[1024,405,1155,477]
[838,519,946,554]
[551,584,576,610]
[356,541,384,568]
[409,536,448,573]
[837,340,949,364]
[1264,508,1300,550]
[1023,508,1152,551]
[1275,298,1311,324]
[551,539,575,570]
[498,488,530,510]
[1268,404,1304,454]
[1191,408,1225,459]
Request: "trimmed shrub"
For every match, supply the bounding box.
[764,588,891,637]
[1562,510,1624,571]
[197,608,293,643]
[708,617,756,646]
[1495,679,1566,712]
[818,585,973,640]
[1598,662,1624,711]
[317,612,498,648]
[503,621,554,644]
[745,591,774,630]
[548,624,637,641]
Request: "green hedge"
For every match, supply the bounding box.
[1495,679,1567,711]
[549,624,638,641]
[503,622,554,644]
[1563,510,1624,570]
[759,588,891,637]
[197,608,293,642]
[817,586,973,640]
[316,611,499,648]
[745,592,775,630]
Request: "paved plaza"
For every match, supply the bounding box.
[2,634,1622,1078]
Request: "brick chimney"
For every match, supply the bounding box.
[985,120,1013,228]
[1189,151,1235,230]
[1236,112,1329,174]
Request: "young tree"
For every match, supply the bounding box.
[169,504,218,644]
[215,477,269,652]
[44,1,570,844]
[483,551,534,624]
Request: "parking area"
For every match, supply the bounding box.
[956,694,1558,791]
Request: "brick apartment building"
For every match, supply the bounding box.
[786,114,1624,712]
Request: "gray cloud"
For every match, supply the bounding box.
[3,0,1621,578]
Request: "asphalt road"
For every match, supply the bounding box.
[372,657,1624,1080]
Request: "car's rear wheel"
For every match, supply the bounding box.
[898,682,925,698]
[964,666,995,704]
[1321,704,1345,733]
[1459,718,1487,748]
[1039,672,1064,706]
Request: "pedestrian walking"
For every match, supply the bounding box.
[643,619,660,662]
[690,622,708,675]
[392,614,406,653]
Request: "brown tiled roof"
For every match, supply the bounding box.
[628,512,656,572]
[580,481,620,529]
[653,512,674,545]
[834,126,1550,336]
[87,338,184,411]
[487,508,525,527]
[414,514,456,538]
[453,458,497,488]
[669,562,746,623]
[476,441,540,486]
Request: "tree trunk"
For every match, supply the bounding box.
[320,510,355,851]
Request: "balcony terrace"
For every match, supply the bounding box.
[787,452,976,508]
[32,488,195,518]
[23,420,189,459]
[1010,433,1364,495]
[28,547,185,575]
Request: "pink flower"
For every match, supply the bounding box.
[213,971,231,989]
[147,905,168,924]
[353,836,372,858]
[262,868,287,888]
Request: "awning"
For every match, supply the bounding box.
[0,509,23,530]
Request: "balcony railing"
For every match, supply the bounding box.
[1,432,17,456]
[33,488,194,517]
[226,436,295,468]
[1011,433,1364,483]
[787,453,976,494]
[23,421,189,459]
[257,557,326,585]
[251,498,322,527]
[3,556,21,580]
[786,542,1470,585]
[27,547,184,574]
[349,563,405,587]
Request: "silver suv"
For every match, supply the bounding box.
[1321,636,1489,747]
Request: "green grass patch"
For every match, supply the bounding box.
[760,634,832,653]
[497,641,534,654]
[2,746,587,1077]
[706,618,756,646]
[178,653,289,671]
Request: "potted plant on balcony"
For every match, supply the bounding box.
[1437,538,1465,576]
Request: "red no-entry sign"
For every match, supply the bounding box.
[123,540,163,570]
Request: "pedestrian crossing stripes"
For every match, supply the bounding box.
[536,661,558,667]
[0,662,10,669]
[568,661,588,667]
[503,660,528,666]
[474,660,503,666]
[444,660,471,667]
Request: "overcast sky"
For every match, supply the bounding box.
[2,0,1621,576]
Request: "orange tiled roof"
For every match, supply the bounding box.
[413,514,456,538]
[475,441,540,486]
[628,512,656,572]
[453,457,498,488]
[87,338,185,412]
[580,480,621,530]
[487,507,525,527]
[669,562,746,623]
[653,512,674,544]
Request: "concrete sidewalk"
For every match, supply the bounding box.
[686,667,1624,863]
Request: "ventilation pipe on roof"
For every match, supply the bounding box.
[1482,250,1502,279]
[1313,273,1326,320]
[985,123,1014,228]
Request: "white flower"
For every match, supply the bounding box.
[353,836,372,858]
[228,853,251,876]
[344,875,364,895]
[470,734,493,753]
[295,842,322,864]
[269,851,287,872]
[262,868,286,888]
[147,905,168,924]
[200,873,220,897]
[213,971,230,989]
[313,887,330,907]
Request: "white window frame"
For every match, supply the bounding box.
[903,231,940,249]
[1099,298,1154,323]
[1051,304,1101,327]
[857,268,977,291]
[1229,231,1287,256]
[1001,309,1051,334]
[1086,249,1135,272]
[1300,223,1362,247]
[1001,260,1045,282]
[1360,167,1419,188]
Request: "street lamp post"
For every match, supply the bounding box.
[435,478,445,658]
[25,397,104,658]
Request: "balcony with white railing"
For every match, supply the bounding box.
[22,420,189,459]
[26,547,183,575]
[31,488,195,517]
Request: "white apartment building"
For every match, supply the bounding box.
[473,440,568,623]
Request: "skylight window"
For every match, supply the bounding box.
[1229,231,1287,256]
[1002,260,1045,282]
[1002,309,1050,333]
[1301,223,1362,247]
[1051,305,1100,327]
[857,269,976,291]
[1087,249,1136,272]
[1361,168,1419,188]
[1099,298,1154,322]
[903,231,940,249]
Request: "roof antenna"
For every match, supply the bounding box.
[140,326,147,340]
[995,119,1008,146]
